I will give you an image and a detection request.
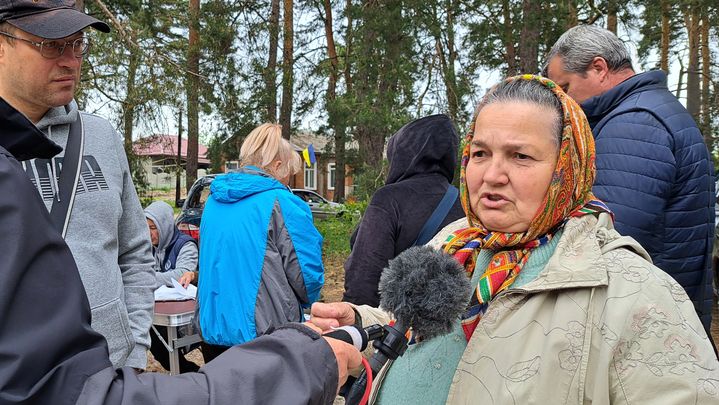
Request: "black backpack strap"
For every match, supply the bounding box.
[413,185,459,246]
[49,114,84,238]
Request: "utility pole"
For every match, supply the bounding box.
[186,0,200,193]
[176,109,183,207]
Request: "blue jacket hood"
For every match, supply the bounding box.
[210,166,288,203]
[581,70,667,128]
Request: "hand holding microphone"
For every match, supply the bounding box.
[312,246,471,405]
[310,301,357,331]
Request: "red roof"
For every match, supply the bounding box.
[133,134,210,165]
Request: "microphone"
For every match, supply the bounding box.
[343,245,471,405]
[379,245,471,341]
[325,324,385,351]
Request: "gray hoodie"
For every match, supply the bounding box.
[21,100,156,369]
[144,201,198,287]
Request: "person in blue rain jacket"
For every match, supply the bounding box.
[198,123,324,361]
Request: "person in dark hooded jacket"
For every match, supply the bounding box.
[0,96,361,404]
[343,114,465,306]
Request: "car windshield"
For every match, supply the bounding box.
[307,192,326,204]
[187,183,212,209]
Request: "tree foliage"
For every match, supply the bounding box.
[82,0,719,199]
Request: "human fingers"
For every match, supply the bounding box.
[322,336,362,390]
[309,302,355,331]
[302,322,323,334]
[179,272,194,288]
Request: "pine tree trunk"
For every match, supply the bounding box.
[700,10,711,148]
[186,0,200,193]
[606,0,617,34]
[122,45,139,151]
[567,0,578,28]
[676,64,685,98]
[660,0,670,73]
[684,6,700,120]
[176,110,182,206]
[502,0,517,75]
[518,0,540,74]
[280,0,294,140]
[438,0,459,123]
[344,0,354,93]
[265,0,280,122]
[322,0,346,201]
[354,0,384,172]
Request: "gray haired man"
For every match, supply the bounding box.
[545,25,715,332]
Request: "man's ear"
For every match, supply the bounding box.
[589,56,610,80]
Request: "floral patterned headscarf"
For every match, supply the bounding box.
[442,74,611,340]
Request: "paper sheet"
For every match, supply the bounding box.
[154,279,198,301]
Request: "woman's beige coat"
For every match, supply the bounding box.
[355,213,719,404]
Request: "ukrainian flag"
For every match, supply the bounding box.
[302,144,316,167]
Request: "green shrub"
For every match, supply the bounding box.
[314,202,364,256]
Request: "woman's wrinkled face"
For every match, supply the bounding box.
[146,218,159,247]
[466,101,559,233]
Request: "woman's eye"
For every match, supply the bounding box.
[471,150,485,158]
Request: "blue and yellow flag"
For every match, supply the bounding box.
[302,144,316,167]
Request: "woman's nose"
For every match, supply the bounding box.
[482,158,509,185]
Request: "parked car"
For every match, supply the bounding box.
[175,175,216,241]
[175,176,346,241]
[290,189,346,219]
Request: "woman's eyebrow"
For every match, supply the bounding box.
[471,139,534,150]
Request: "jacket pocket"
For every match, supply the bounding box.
[91,297,135,367]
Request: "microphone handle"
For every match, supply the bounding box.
[345,321,410,405]
[324,324,387,351]
[324,327,367,351]
[345,370,369,405]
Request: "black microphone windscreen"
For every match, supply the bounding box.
[378,245,471,340]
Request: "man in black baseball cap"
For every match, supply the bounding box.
[0,0,109,39]
[0,0,161,373]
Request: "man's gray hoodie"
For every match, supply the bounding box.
[144,201,198,287]
[21,100,156,369]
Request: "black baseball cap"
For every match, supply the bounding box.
[0,1,110,39]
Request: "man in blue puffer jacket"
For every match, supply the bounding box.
[546,25,715,331]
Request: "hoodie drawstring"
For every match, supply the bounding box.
[48,126,61,202]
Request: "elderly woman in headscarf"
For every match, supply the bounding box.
[311,75,719,404]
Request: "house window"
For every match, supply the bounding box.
[225,161,239,171]
[327,163,336,190]
[304,165,317,190]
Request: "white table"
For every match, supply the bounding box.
[152,300,202,375]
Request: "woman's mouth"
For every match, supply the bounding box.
[480,193,509,208]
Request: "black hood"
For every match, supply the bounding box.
[0,97,62,160]
[385,114,459,185]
